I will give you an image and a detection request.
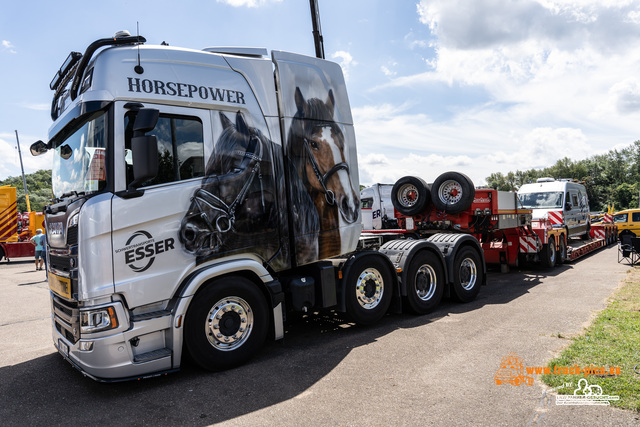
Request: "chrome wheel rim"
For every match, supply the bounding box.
[459,258,478,291]
[398,184,419,208]
[414,264,437,301]
[355,268,384,309]
[206,296,253,351]
[437,180,463,205]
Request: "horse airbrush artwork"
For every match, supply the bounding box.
[286,87,359,262]
[179,84,359,268]
[179,111,279,263]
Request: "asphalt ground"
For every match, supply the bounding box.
[1,245,639,426]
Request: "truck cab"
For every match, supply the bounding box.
[32,32,362,380]
[518,178,591,239]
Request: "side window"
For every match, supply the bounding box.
[614,213,628,223]
[125,112,204,186]
[632,212,640,222]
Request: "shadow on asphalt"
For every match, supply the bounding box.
[0,255,603,425]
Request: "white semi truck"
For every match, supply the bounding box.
[32,32,485,381]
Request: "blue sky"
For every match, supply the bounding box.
[2,0,640,187]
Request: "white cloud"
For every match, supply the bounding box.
[216,0,282,7]
[352,0,640,187]
[2,40,16,54]
[332,50,357,80]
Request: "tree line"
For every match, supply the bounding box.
[485,140,640,212]
[0,169,52,213]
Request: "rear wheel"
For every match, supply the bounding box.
[541,236,556,268]
[344,256,393,325]
[557,236,567,264]
[452,247,483,303]
[405,251,444,314]
[431,172,475,214]
[184,277,268,371]
[0,247,4,262]
[391,176,430,216]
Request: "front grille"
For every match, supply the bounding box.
[52,295,80,344]
[49,255,72,273]
[67,225,78,245]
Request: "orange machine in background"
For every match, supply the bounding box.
[0,186,44,261]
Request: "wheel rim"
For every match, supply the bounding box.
[355,268,384,309]
[205,296,253,351]
[437,180,463,205]
[459,258,478,291]
[398,184,419,208]
[414,264,437,301]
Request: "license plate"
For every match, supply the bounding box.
[49,273,71,299]
[58,339,69,357]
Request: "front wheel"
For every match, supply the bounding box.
[405,251,444,314]
[184,277,268,371]
[452,247,483,303]
[344,255,394,325]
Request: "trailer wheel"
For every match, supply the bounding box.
[405,251,444,314]
[391,176,430,216]
[184,277,268,371]
[557,236,567,264]
[452,247,483,303]
[344,256,393,325]
[431,172,475,214]
[0,247,4,262]
[541,236,556,268]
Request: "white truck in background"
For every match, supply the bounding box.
[517,178,591,240]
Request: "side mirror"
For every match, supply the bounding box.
[30,140,51,156]
[133,108,159,135]
[128,135,158,190]
[565,202,572,211]
[128,108,160,192]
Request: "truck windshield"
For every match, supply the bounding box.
[51,111,107,199]
[518,191,564,209]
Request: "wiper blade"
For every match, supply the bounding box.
[59,191,86,199]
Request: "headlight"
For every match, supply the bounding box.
[80,306,118,333]
[69,212,79,227]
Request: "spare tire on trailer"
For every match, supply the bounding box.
[431,171,475,214]
[391,176,430,216]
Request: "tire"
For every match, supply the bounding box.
[184,277,268,371]
[405,250,444,314]
[431,171,475,214]
[391,176,430,216]
[557,236,567,264]
[541,236,556,268]
[451,247,483,303]
[581,224,591,240]
[344,255,394,325]
[0,247,4,262]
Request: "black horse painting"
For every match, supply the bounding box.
[179,111,279,263]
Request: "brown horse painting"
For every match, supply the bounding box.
[287,87,359,261]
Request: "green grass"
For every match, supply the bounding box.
[542,269,640,412]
